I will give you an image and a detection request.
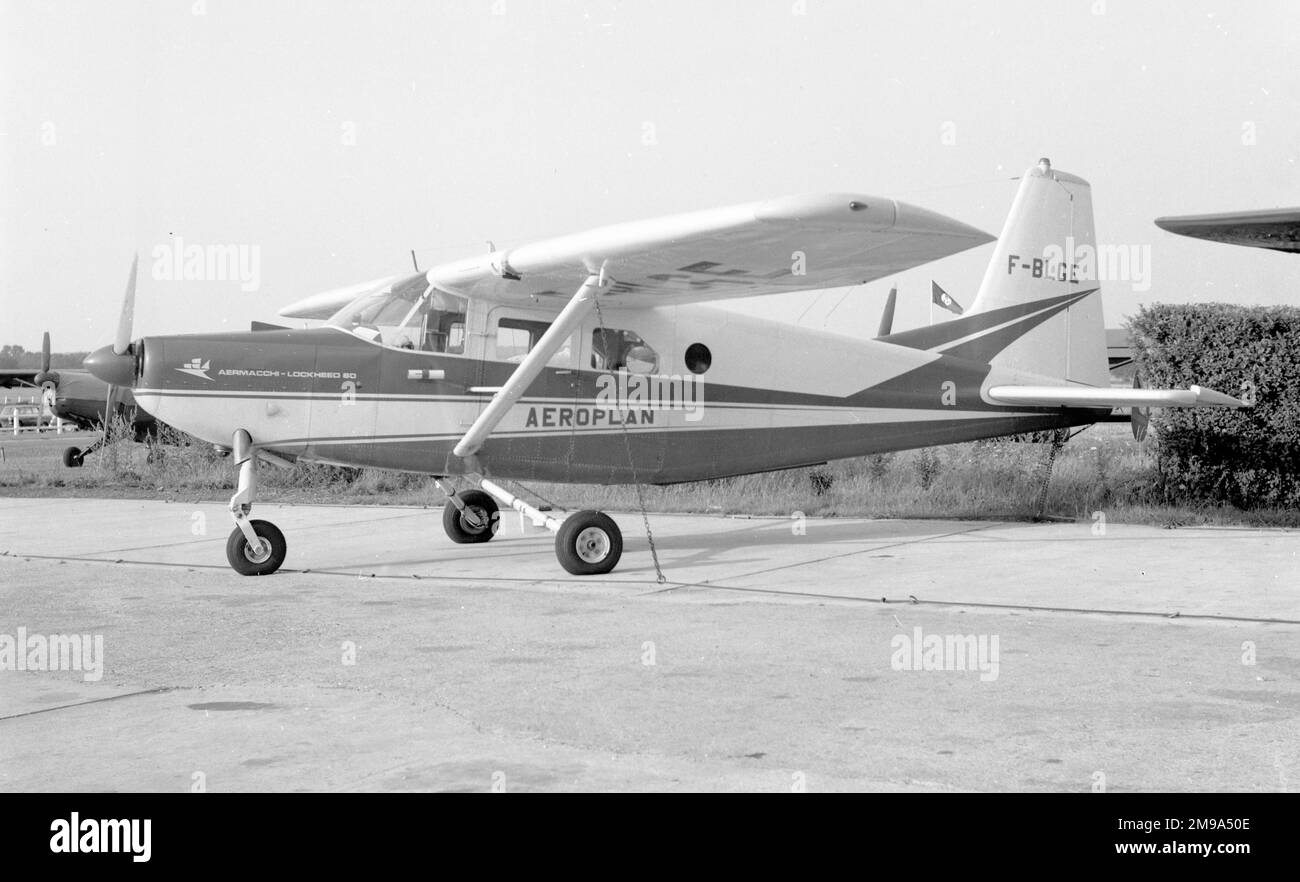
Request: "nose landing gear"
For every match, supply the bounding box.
[224,429,287,576]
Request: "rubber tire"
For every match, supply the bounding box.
[442,490,500,544]
[555,511,623,576]
[62,447,83,468]
[226,520,287,576]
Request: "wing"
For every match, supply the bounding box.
[987,385,1246,408]
[0,369,40,388]
[421,193,993,308]
[1155,208,1300,254]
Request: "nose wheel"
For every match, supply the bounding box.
[226,519,287,576]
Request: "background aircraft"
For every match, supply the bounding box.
[1155,208,1300,253]
[85,160,1246,578]
[0,332,157,466]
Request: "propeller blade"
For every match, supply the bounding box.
[113,255,138,356]
[35,331,59,386]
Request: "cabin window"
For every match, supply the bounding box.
[684,342,712,374]
[426,314,465,354]
[592,327,658,374]
[494,317,574,366]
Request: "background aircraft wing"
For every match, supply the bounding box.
[279,273,410,320]
[1154,208,1300,254]
[0,368,40,388]
[419,193,993,308]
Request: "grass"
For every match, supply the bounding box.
[1,417,1296,528]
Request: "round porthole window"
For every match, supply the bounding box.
[684,342,712,375]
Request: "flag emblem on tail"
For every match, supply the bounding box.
[932,281,964,315]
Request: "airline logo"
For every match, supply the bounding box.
[176,358,214,381]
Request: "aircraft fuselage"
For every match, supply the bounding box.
[130,305,1101,484]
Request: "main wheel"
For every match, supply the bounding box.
[62,447,83,468]
[226,520,287,576]
[555,511,622,576]
[442,490,500,544]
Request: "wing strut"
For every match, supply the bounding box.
[453,266,611,460]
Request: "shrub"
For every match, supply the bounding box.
[1129,303,1300,507]
[913,448,942,490]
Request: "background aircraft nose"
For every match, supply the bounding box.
[84,344,137,387]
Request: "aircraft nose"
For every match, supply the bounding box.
[84,344,137,387]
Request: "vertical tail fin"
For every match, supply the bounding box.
[967,159,1108,386]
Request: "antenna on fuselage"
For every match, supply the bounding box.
[877,286,898,337]
[410,249,420,272]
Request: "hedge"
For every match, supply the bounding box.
[1129,303,1300,508]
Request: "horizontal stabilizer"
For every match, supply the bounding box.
[987,385,1246,409]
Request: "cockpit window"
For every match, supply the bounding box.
[327,275,468,353]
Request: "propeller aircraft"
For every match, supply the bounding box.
[83,159,1247,577]
[1,329,157,466]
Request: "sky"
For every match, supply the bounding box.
[2,0,1297,352]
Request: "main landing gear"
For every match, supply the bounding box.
[62,434,112,467]
[62,419,153,468]
[435,478,624,576]
[440,489,500,543]
[554,510,623,576]
[430,269,625,576]
[224,429,287,576]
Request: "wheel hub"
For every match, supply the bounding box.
[574,527,610,563]
[243,538,271,564]
[461,505,488,533]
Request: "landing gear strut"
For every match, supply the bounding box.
[440,268,628,576]
[224,429,287,576]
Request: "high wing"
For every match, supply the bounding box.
[987,385,1246,408]
[278,194,991,319]
[1154,208,1300,254]
[419,193,992,308]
